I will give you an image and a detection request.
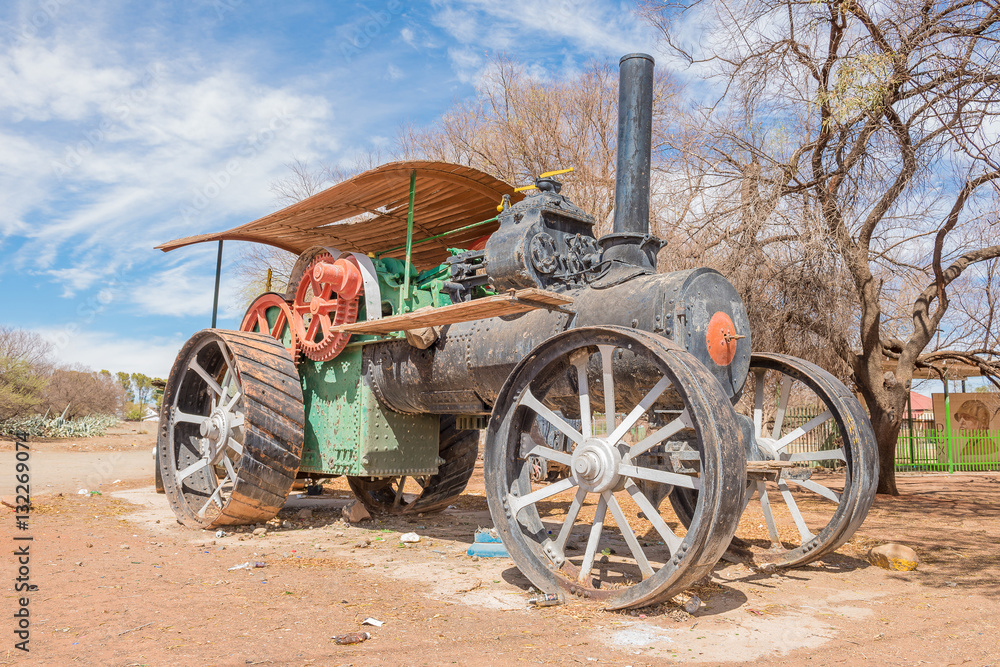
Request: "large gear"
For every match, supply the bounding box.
[290,251,362,362]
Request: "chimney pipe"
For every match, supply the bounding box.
[600,53,661,270]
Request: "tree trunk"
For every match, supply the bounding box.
[867,400,904,496]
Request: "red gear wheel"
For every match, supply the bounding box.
[291,252,362,362]
[239,293,298,361]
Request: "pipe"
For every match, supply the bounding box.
[600,53,659,269]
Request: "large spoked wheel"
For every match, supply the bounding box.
[348,416,479,514]
[158,330,305,529]
[486,326,746,610]
[671,354,878,567]
[738,354,877,565]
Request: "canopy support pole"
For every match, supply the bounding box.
[211,240,223,328]
[401,169,416,313]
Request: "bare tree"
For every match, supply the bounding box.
[398,54,678,236]
[0,326,51,421]
[642,0,1000,494]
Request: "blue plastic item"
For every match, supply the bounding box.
[466,528,510,558]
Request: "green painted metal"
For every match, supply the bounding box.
[359,379,442,476]
[377,216,499,256]
[401,169,416,312]
[297,346,442,477]
[298,348,364,475]
[944,383,955,473]
[374,257,451,316]
[290,257,457,477]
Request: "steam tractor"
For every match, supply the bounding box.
[156,54,878,609]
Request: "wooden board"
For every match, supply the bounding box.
[332,289,573,334]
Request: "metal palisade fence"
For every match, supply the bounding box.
[896,422,1000,473]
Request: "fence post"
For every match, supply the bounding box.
[944,387,955,474]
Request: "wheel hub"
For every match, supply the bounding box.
[570,438,621,493]
[200,407,230,462]
[756,436,779,460]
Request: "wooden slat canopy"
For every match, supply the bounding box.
[157,161,524,268]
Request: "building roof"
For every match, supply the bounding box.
[909,392,933,412]
[156,161,524,269]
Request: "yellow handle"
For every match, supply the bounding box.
[538,167,574,178]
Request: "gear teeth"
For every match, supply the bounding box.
[291,252,361,362]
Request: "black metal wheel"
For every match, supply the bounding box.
[347,415,479,514]
[158,330,305,529]
[485,326,746,610]
[670,353,878,566]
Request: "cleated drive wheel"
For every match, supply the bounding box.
[240,292,297,361]
[158,330,305,529]
[347,415,479,514]
[486,326,746,610]
[669,353,878,567]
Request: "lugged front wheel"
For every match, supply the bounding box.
[158,330,305,529]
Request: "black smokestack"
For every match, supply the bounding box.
[601,53,658,269]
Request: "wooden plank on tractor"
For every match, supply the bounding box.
[329,288,574,334]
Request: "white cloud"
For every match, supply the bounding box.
[430,0,659,61]
[387,64,403,80]
[37,327,188,378]
[131,260,242,319]
[0,30,336,290]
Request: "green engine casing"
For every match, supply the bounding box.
[295,255,452,477]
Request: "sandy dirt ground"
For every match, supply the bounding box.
[1,426,998,666]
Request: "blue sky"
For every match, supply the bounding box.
[0,0,662,378]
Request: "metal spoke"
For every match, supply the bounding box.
[753,370,765,437]
[624,480,682,554]
[190,359,224,397]
[177,458,210,484]
[520,443,572,467]
[519,388,585,446]
[222,452,238,484]
[598,345,616,432]
[226,437,244,457]
[607,375,672,446]
[173,410,205,425]
[772,375,793,439]
[777,480,814,542]
[786,450,846,463]
[198,486,223,518]
[225,390,242,412]
[619,463,701,490]
[572,352,593,439]
[507,476,577,517]
[606,492,652,579]
[788,478,841,503]
[774,410,833,450]
[756,480,781,546]
[578,494,608,584]
[215,341,237,390]
[626,411,689,461]
[548,487,587,565]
